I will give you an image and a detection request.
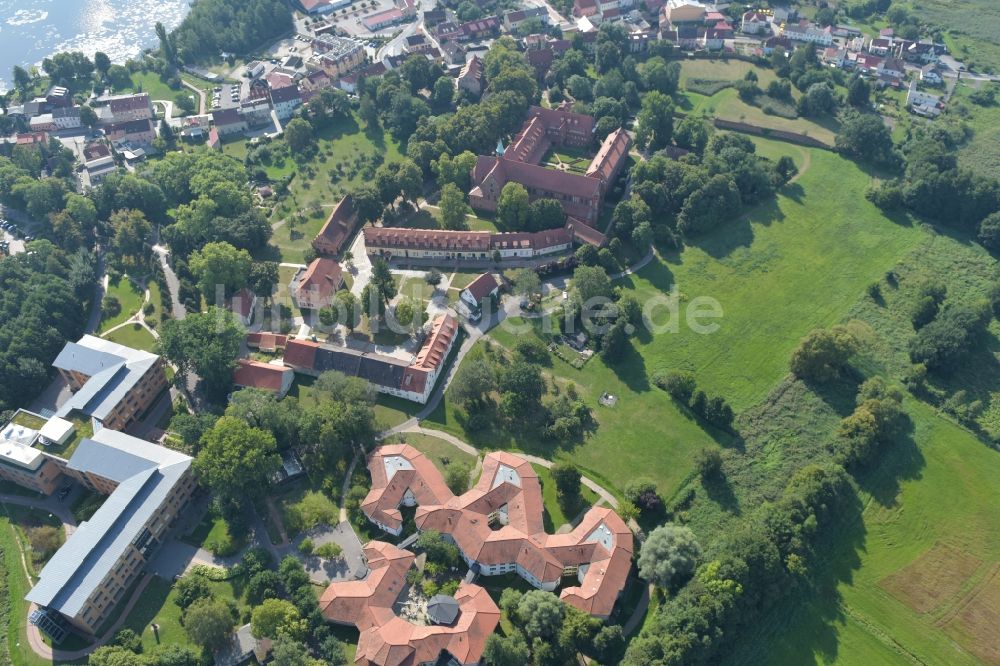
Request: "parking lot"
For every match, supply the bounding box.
[209,82,244,111]
[1,218,29,256]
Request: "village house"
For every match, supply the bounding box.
[363,226,575,262]
[291,257,344,310]
[907,80,942,117]
[920,63,943,85]
[226,288,258,327]
[503,6,548,31]
[104,118,156,144]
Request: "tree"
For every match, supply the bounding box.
[251,598,303,639]
[483,633,530,666]
[497,361,544,419]
[497,182,530,230]
[451,361,496,406]
[978,211,1000,252]
[284,118,314,153]
[550,462,581,506]
[847,76,871,108]
[158,308,243,397]
[189,241,252,302]
[195,416,281,506]
[572,265,613,305]
[432,76,454,111]
[798,82,836,117]
[183,597,234,651]
[89,646,144,666]
[789,325,858,382]
[674,115,711,153]
[677,174,742,236]
[444,460,472,494]
[270,634,318,666]
[836,111,896,165]
[623,477,661,512]
[12,66,32,97]
[248,261,279,299]
[246,570,284,605]
[432,151,478,190]
[109,209,152,267]
[353,183,383,225]
[527,198,564,231]
[635,91,674,151]
[641,57,681,94]
[694,447,723,479]
[80,105,99,128]
[94,51,111,77]
[156,21,177,65]
[174,574,212,610]
[517,590,565,639]
[439,183,469,230]
[396,159,423,204]
[512,268,541,300]
[908,303,990,370]
[638,523,701,589]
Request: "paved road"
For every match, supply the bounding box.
[84,256,107,334]
[152,244,187,321]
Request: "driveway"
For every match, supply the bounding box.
[285,522,367,583]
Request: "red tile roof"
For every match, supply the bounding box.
[109,93,151,114]
[320,541,500,666]
[312,196,357,255]
[294,257,343,306]
[247,332,288,352]
[359,445,634,619]
[232,359,292,393]
[462,273,501,303]
[586,127,632,182]
[283,338,321,369]
[364,227,492,252]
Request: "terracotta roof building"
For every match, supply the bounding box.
[232,359,294,397]
[469,106,631,225]
[362,226,573,261]
[320,541,500,666]
[312,196,358,256]
[282,314,459,403]
[457,55,483,96]
[292,258,344,310]
[360,444,633,619]
[247,332,288,353]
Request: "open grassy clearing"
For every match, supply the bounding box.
[532,463,599,532]
[678,59,780,89]
[104,323,157,352]
[99,276,145,333]
[951,80,1000,182]
[681,87,839,145]
[903,0,1000,73]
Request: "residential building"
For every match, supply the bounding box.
[291,257,344,310]
[456,54,483,95]
[503,6,548,30]
[363,227,574,261]
[469,108,631,224]
[320,541,500,666]
[104,119,156,144]
[245,61,266,79]
[308,35,367,78]
[662,0,706,24]
[440,40,467,65]
[822,47,847,67]
[247,332,289,353]
[211,108,249,137]
[52,335,168,432]
[906,80,942,116]
[300,0,349,14]
[0,413,69,495]
[232,359,295,397]
[920,63,942,84]
[359,444,633,619]
[781,20,833,46]
[338,62,386,94]
[868,37,892,56]
[269,85,302,120]
[312,196,358,256]
[880,57,906,79]
[283,314,459,403]
[460,273,501,311]
[741,10,769,34]
[107,93,154,123]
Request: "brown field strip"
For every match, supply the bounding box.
[878,543,983,614]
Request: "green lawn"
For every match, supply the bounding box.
[395,432,477,475]
[678,59,780,90]
[103,324,157,353]
[951,80,1000,182]
[99,276,145,333]
[120,574,248,654]
[532,464,599,533]
[36,411,93,460]
[10,411,46,430]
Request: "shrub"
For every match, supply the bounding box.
[298,538,314,555]
[685,78,733,96]
[653,369,697,403]
[102,295,121,318]
[314,542,342,559]
[694,448,723,479]
[143,302,155,316]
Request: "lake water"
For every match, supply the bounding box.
[0,0,190,93]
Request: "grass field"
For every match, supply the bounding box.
[425,143,924,497]
[906,0,1000,73]
[99,276,145,333]
[103,323,157,352]
[398,432,477,475]
[532,463,599,532]
[951,80,1000,181]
